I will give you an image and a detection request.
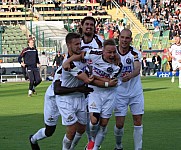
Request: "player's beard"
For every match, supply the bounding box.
[84,32,93,37]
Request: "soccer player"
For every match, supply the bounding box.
[114,29,144,150]
[79,16,104,149]
[29,65,93,150]
[63,39,122,150]
[56,32,94,150]
[18,38,42,96]
[169,35,181,88]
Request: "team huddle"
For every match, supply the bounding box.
[29,16,144,150]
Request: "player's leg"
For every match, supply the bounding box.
[93,118,109,150]
[29,95,59,149]
[130,93,144,150]
[56,95,80,150]
[179,68,181,88]
[114,96,128,150]
[27,69,34,96]
[171,62,177,83]
[33,68,42,87]
[70,98,87,150]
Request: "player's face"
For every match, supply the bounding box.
[103,45,117,63]
[119,30,132,49]
[28,40,34,48]
[69,38,81,55]
[81,20,95,36]
[175,36,181,45]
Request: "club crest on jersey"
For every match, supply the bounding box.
[126,58,131,64]
[107,67,113,73]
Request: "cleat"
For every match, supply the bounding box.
[32,89,37,95]
[28,90,32,97]
[29,135,40,150]
[86,140,94,150]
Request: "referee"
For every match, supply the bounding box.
[18,38,42,97]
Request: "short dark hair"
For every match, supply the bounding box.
[103,39,116,48]
[81,16,96,26]
[65,32,81,44]
[42,51,45,55]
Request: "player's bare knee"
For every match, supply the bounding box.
[91,113,100,125]
[45,125,56,137]
[133,115,142,126]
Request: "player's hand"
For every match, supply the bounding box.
[77,85,94,94]
[178,59,181,63]
[37,64,41,68]
[62,61,71,71]
[122,72,132,82]
[108,78,118,87]
[88,75,94,83]
[52,65,54,68]
[21,62,26,67]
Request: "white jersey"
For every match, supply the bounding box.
[61,55,87,96]
[81,34,103,51]
[84,49,122,92]
[117,46,143,97]
[46,66,62,97]
[169,44,181,62]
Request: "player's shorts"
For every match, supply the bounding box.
[172,61,181,71]
[44,94,60,126]
[88,90,116,119]
[114,93,144,116]
[56,94,87,126]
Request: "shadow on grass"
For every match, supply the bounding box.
[143,87,169,92]
[0,110,181,150]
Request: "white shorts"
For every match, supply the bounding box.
[172,61,181,71]
[114,93,144,116]
[56,94,87,126]
[44,94,60,126]
[88,90,116,119]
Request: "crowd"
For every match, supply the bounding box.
[127,0,181,39]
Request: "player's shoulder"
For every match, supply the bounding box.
[130,46,140,55]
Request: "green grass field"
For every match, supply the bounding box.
[0,77,181,150]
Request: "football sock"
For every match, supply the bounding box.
[179,70,181,87]
[133,125,143,150]
[114,125,124,149]
[70,132,82,149]
[93,126,107,150]
[31,128,47,144]
[86,112,91,142]
[62,134,72,150]
[90,122,99,142]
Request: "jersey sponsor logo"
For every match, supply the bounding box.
[93,67,110,78]
[126,58,132,64]
[122,66,132,72]
[175,50,181,55]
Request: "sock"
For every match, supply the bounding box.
[31,128,47,144]
[70,132,82,149]
[179,70,181,87]
[86,112,91,142]
[93,126,107,150]
[114,125,124,149]
[90,122,99,142]
[133,125,143,150]
[62,134,72,150]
